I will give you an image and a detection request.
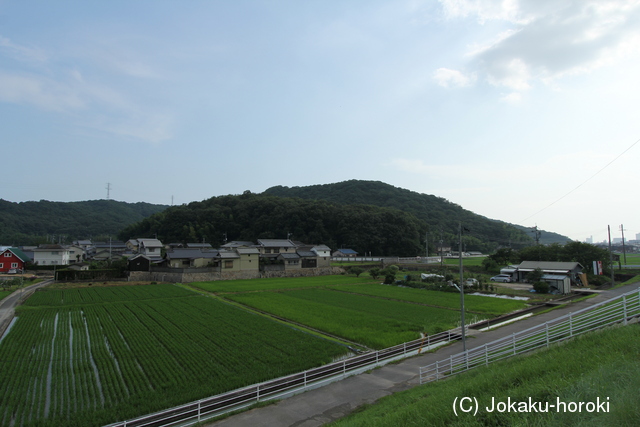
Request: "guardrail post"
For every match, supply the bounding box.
[512,333,516,355]
[545,323,549,347]
[304,370,307,389]
[485,344,488,366]
[623,295,628,325]
[449,354,453,374]
[569,313,573,337]
[436,360,439,379]
[257,385,260,402]
[404,342,406,355]
[343,360,346,377]
[198,400,201,422]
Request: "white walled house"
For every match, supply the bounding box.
[31,245,70,266]
[67,245,86,263]
[137,239,163,257]
[312,245,332,267]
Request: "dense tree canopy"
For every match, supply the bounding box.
[118,193,426,256]
[264,180,539,252]
[0,199,168,245]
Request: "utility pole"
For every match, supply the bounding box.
[620,224,627,266]
[459,223,466,351]
[425,232,428,259]
[531,225,541,245]
[439,228,444,268]
[608,226,615,286]
[106,183,112,200]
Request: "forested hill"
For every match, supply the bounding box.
[117,193,427,256]
[119,180,546,256]
[263,180,550,250]
[0,199,168,245]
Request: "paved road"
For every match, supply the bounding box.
[0,279,53,338]
[207,282,640,427]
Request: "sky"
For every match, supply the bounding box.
[1,0,639,244]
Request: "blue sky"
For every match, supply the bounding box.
[1,0,639,243]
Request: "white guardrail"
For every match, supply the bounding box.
[106,330,462,427]
[419,288,640,384]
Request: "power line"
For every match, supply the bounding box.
[520,137,640,223]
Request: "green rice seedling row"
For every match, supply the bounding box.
[191,274,374,293]
[0,284,348,426]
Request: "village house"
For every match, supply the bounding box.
[30,245,71,266]
[164,248,218,269]
[257,239,297,254]
[0,247,31,273]
[332,248,358,257]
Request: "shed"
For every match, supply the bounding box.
[541,274,572,294]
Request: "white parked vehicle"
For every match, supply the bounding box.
[490,274,512,283]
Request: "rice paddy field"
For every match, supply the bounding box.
[193,275,530,349]
[0,284,349,427]
[0,275,531,426]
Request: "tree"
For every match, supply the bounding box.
[349,267,364,277]
[526,268,544,283]
[481,258,499,272]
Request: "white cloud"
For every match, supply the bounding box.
[433,67,475,87]
[0,72,85,111]
[0,35,49,63]
[486,58,531,91]
[500,91,522,103]
[436,0,640,96]
[439,0,532,24]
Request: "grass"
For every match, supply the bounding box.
[443,257,487,267]
[619,253,640,265]
[330,323,640,426]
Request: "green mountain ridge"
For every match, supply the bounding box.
[263,180,569,250]
[0,199,169,245]
[2,181,569,253]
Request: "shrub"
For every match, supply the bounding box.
[533,281,550,294]
[383,273,396,285]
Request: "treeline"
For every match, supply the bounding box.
[0,199,168,245]
[264,180,540,251]
[118,192,426,256]
[483,242,611,274]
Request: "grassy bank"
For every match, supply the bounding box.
[331,324,640,426]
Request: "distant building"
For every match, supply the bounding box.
[332,248,358,257]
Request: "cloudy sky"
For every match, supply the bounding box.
[1,0,639,243]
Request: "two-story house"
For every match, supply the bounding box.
[257,239,298,255]
[31,245,70,266]
[0,248,31,273]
